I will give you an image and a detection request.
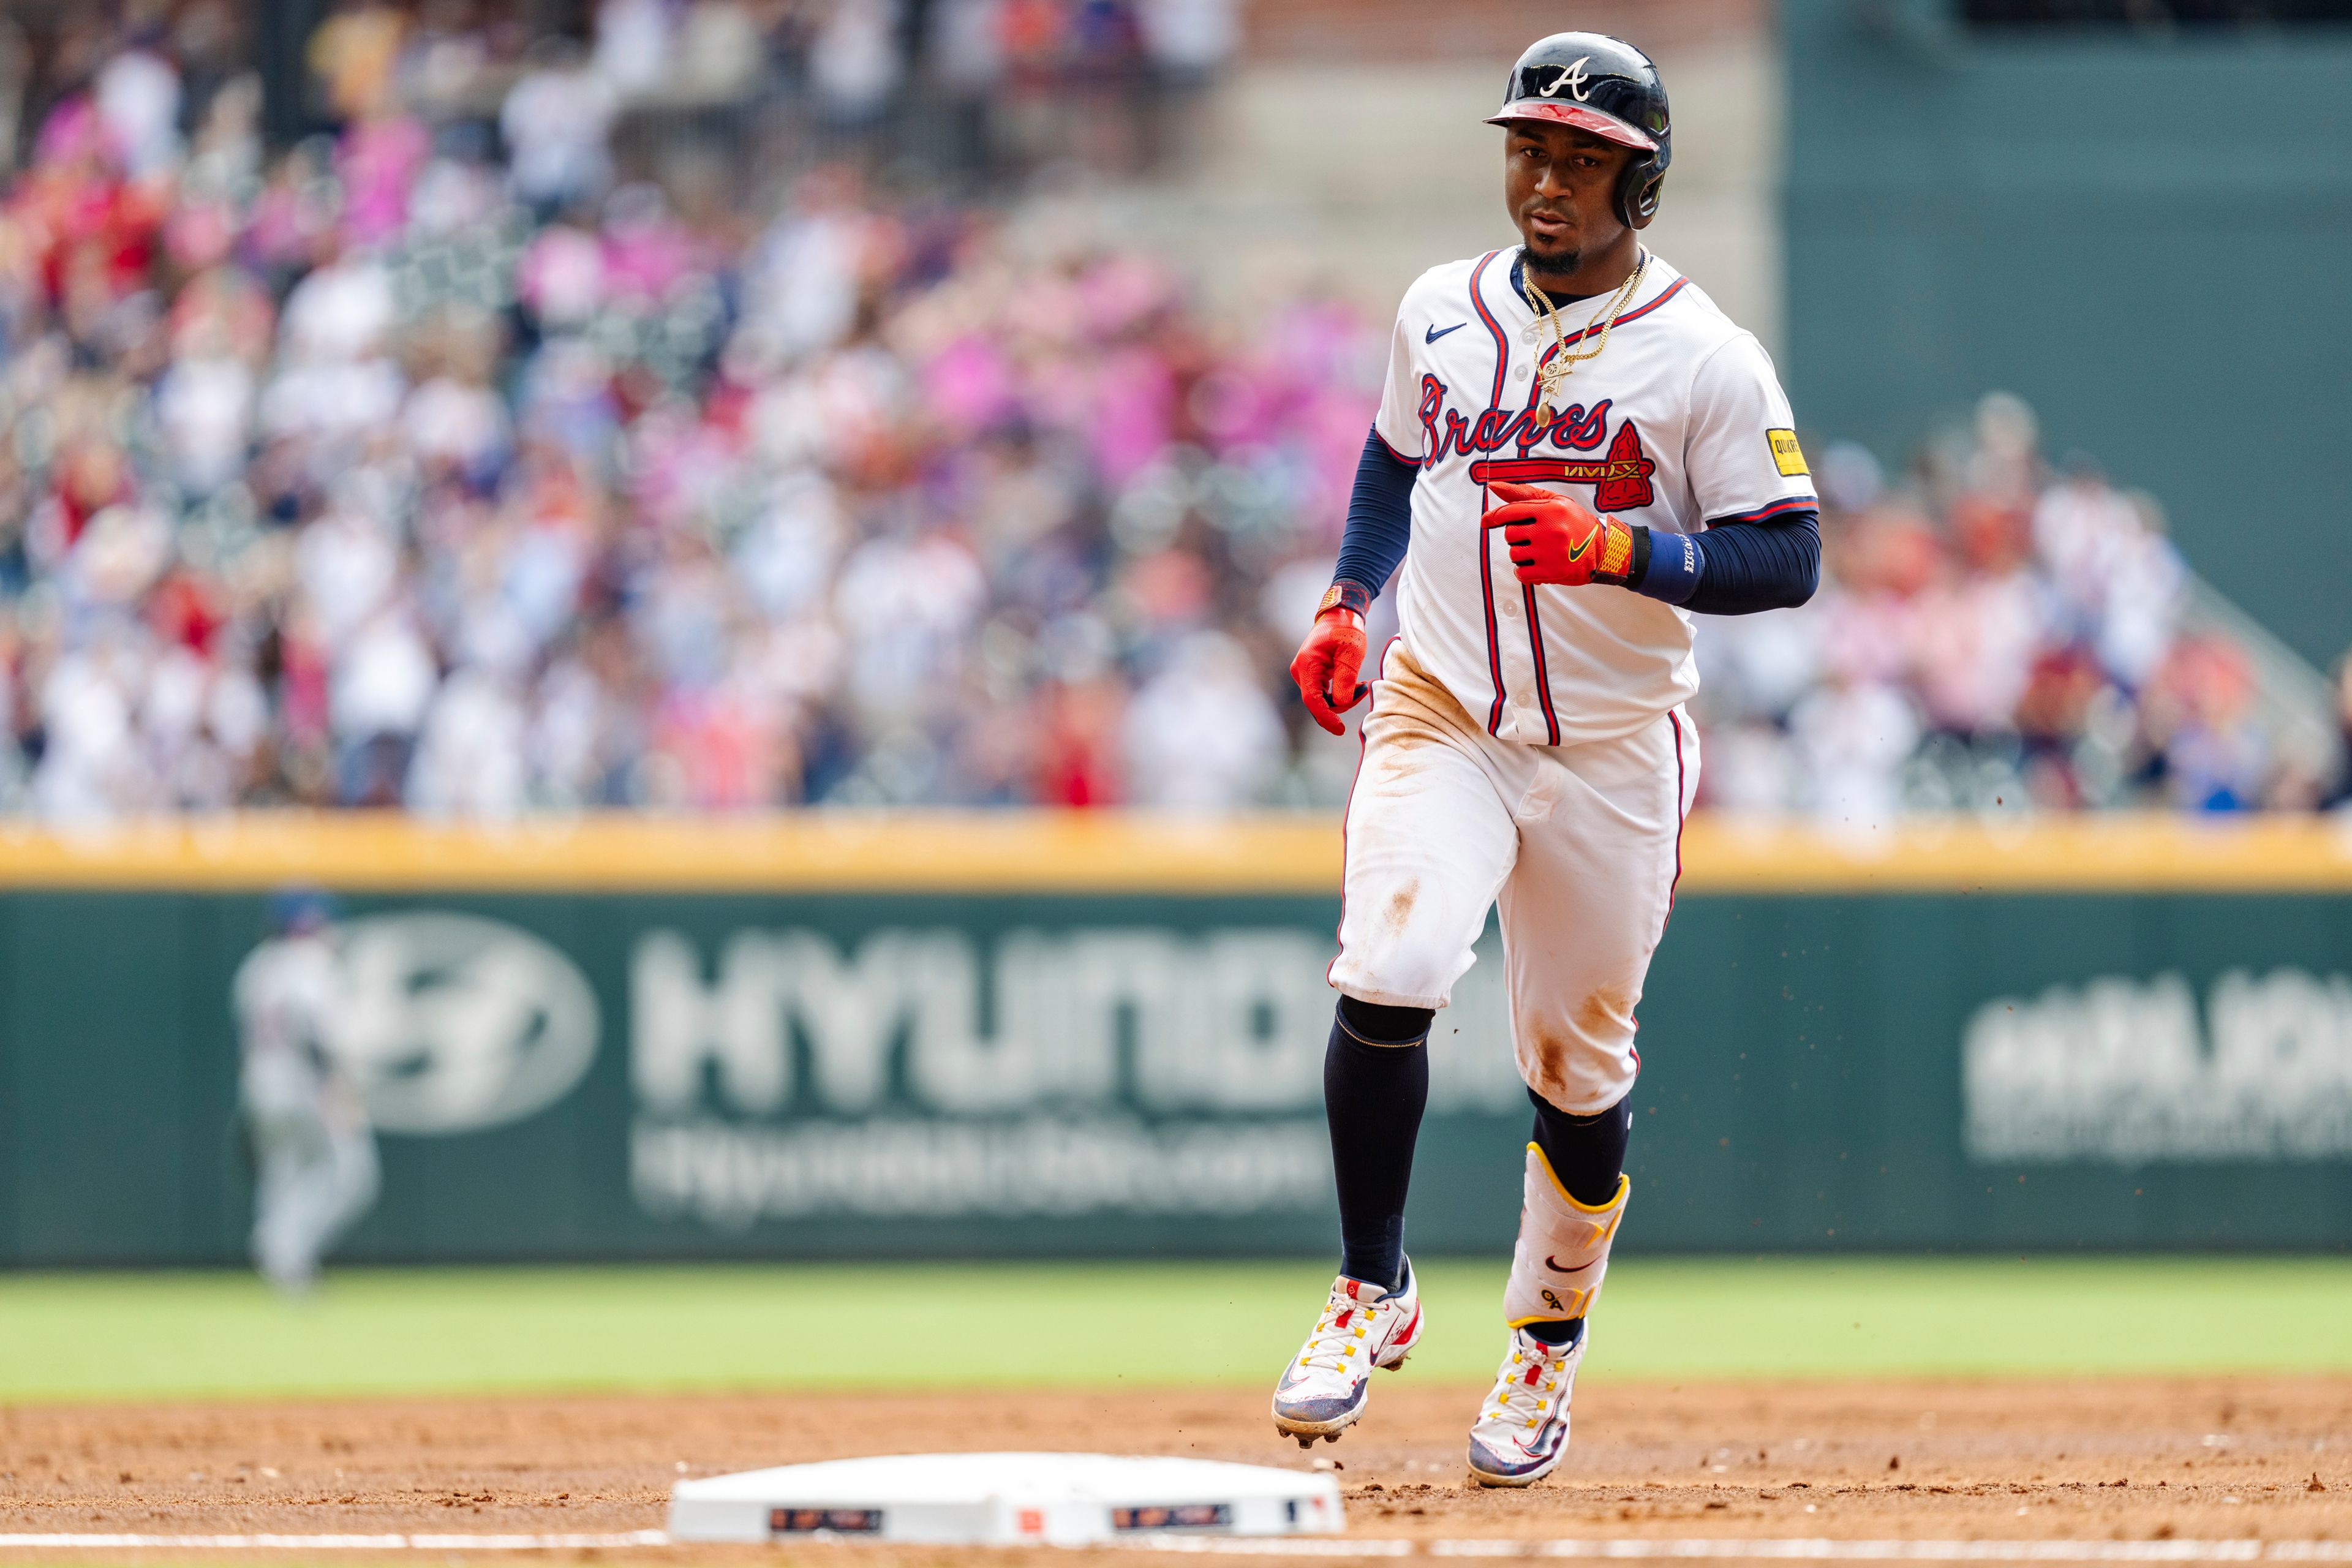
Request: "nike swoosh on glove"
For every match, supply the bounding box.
[1481,480,1641,588]
[1290,607,1370,736]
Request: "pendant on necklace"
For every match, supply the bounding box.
[1534,402,1552,424]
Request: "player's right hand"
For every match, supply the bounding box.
[1291,607,1370,736]
[1482,480,1639,588]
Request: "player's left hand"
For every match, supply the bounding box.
[1482,480,1642,588]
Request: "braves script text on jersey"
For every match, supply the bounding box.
[1329,247,1816,1114]
[1376,249,1814,744]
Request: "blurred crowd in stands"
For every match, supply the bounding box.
[0,0,1339,819]
[0,0,1240,188]
[0,4,2342,821]
[1695,393,2343,821]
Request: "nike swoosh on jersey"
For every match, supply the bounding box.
[1545,1255,1596,1273]
[1425,322,1466,343]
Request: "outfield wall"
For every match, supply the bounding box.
[2,813,2348,1266]
[1782,0,2352,669]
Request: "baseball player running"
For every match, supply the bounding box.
[1271,33,1820,1487]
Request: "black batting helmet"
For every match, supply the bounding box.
[1487,33,1672,226]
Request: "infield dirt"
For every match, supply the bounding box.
[2,1376,2348,1559]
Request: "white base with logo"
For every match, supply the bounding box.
[666,1452,1345,1545]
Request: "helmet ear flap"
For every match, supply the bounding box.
[1615,159,1664,227]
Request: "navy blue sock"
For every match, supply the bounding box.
[1523,1090,1631,1348]
[1324,995,1433,1293]
[1528,1087,1632,1207]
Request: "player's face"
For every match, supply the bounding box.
[1504,125,1635,283]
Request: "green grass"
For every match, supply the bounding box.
[3,1256,2349,1404]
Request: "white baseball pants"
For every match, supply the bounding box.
[1329,640,1697,1114]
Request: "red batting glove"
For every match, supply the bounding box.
[1481,480,1642,587]
[1290,605,1369,736]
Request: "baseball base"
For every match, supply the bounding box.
[666,1451,1344,1545]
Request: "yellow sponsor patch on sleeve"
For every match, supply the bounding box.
[1768,428,1809,477]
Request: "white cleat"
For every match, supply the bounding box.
[1269,1258,1424,1447]
[1464,1321,1588,1487]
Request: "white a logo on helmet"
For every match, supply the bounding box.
[328,912,601,1134]
[1540,57,1593,101]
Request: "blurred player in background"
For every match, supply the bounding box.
[236,889,377,1295]
[1274,33,1820,1484]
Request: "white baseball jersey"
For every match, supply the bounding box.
[1371,247,1816,745]
[236,931,378,1294]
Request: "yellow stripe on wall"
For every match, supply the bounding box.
[0,813,1332,894]
[0,812,2348,894]
[1679,813,2352,893]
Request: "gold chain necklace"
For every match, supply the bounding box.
[1525,254,1647,424]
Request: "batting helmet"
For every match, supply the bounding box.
[267,884,337,936]
[1487,33,1672,227]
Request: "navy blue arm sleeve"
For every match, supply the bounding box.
[1328,426,1418,609]
[1634,511,1820,616]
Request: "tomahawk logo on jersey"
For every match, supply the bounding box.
[1373,250,1815,746]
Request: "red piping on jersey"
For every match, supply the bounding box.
[1521,584,1562,745]
[1706,494,1815,526]
[1480,266,1685,751]
[1624,706,1692,1087]
[1326,636,1396,993]
[1467,251,1510,736]
[1469,251,1512,409]
[1477,514,1506,736]
[1667,708,1689,914]
[1530,276,1689,383]
[1374,429,1418,467]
